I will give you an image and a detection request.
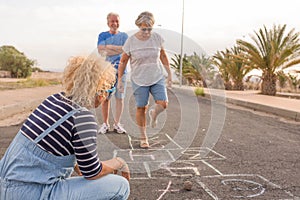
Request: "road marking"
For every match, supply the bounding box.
[199,174,295,199]
[221,179,265,198]
[196,180,219,200]
[143,161,151,178]
[127,134,134,150]
[256,174,295,198]
[165,166,200,177]
[166,149,176,162]
[206,147,226,159]
[201,160,223,175]
[112,143,295,199]
[129,150,133,160]
[165,133,183,149]
[157,180,172,200]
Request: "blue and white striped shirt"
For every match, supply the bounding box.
[21,92,102,178]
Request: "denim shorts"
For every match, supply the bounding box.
[131,77,168,107]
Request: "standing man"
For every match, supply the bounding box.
[97,12,128,134]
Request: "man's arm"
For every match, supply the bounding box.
[98,44,123,56]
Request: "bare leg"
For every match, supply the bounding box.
[136,106,149,148]
[101,99,110,124]
[150,100,168,128]
[114,98,124,125]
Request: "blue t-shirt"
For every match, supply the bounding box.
[97,31,128,73]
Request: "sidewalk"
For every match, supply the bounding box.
[173,85,300,122]
[225,90,300,121]
[0,84,299,126]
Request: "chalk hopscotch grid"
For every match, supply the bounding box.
[114,133,297,199]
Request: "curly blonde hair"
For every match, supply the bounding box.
[62,55,116,108]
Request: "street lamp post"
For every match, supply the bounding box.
[179,0,184,87]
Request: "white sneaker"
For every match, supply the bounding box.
[113,123,127,134]
[98,123,110,134]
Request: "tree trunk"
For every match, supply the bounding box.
[261,72,277,95]
[224,81,232,90]
[233,80,244,90]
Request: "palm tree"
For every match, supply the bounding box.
[213,47,251,90]
[237,24,300,95]
[170,54,189,76]
[288,73,300,91]
[276,70,288,91]
[171,54,188,84]
[187,53,216,87]
[171,54,203,85]
[213,50,232,90]
[227,46,252,90]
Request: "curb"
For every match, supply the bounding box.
[0,98,44,121]
[226,97,300,122]
[172,85,300,122]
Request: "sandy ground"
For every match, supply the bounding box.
[0,84,62,127]
[0,72,63,127]
[0,78,27,82]
[0,72,62,82]
[0,111,31,127]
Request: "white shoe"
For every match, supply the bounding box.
[113,123,127,134]
[98,123,110,134]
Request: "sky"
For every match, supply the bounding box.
[1,0,299,72]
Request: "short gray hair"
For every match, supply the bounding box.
[107,12,119,22]
[135,11,155,27]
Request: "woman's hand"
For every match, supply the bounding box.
[117,80,124,93]
[92,157,130,181]
[113,157,130,181]
[74,164,82,176]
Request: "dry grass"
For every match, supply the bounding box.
[0,72,62,90]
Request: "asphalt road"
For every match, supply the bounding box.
[1,86,300,200]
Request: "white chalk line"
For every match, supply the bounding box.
[221,178,265,198]
[129,150,133,161]
[143,161,151,178]
[166,149,176,162]
[195,179,219,200]
[127,134,134,150]
[165,166,200,177]
[156,180,172,200]
[199,174,295,199]
[124,134,295,199]
[114,147,226,163]
[256,174,295,198]
[201,160,223,176]
[165,133,183,149]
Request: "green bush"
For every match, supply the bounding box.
[0,45,35,78]
[194,87,205,96]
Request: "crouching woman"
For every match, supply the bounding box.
[0,55,130,199]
